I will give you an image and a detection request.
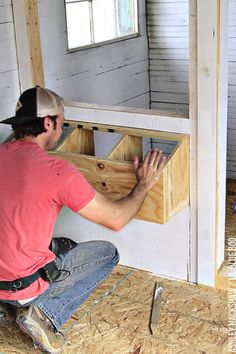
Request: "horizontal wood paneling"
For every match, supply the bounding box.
[147,0,236,178]
[38,0,150,109]
[0,1,20,142]
[228,0,236,178]
[147,0,189,115]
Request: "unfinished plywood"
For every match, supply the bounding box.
[49,120,190,224]
[0,266,228,353]
[164,137,189,219]
[106,135,142,161]
[57,128,95,155]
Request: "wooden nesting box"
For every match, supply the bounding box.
[49,120,189,224]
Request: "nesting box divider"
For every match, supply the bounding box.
[106,135,142,162]
[56,128,95,155]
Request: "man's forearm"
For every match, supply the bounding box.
[113,182,149,229]
[78,150,166,231]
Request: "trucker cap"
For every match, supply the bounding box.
[0,86,64,125]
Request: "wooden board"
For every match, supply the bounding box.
[63,119,188,142]
[64,104,190,135]
[106,135,142,161]
[215,261,236,291]
[50,151,165,224]
[164,136,190,221]
[197,0,229,288]
[12,0,44,90]
[58,128,94,155]
[188,0,198,283]
[25,0,44,86]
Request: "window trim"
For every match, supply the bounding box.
[64,0,140,52]
[67,32,139,53]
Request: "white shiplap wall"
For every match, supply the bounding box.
[147,0,189,114]
[0,0,20,142]
[38,0,150,109]
[147,0,236,178]
[228,0,236,178]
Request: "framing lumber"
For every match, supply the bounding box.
[214,0,229,287]
[64,103,190,135]
[215,261,236,291]
[63,120,188,142]
[25,0,44,87]
[188,0,198,283]
[196,0,229,288]
[12,0,44,91]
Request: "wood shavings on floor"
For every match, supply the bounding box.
[0,265,228,354]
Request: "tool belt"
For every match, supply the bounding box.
[0,237,77,292]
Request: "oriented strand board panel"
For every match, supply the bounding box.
[49,121,190,224]
[0,266,228,353]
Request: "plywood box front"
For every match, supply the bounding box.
[49,120,190,224]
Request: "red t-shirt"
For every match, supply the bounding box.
[0,140,96,300]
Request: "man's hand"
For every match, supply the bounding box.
[134,149,166,193]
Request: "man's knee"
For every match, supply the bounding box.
[104,241,120,265]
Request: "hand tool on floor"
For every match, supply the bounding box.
[150,282,163,335]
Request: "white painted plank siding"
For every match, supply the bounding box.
[228,0,236,178]
[147,0,236,178]
[0,0,20,142]
[38,0,150,109]
[146,0,189,114]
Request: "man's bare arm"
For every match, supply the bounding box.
[78,150,166,231]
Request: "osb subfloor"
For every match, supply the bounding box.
[225,178,236,259]
[0,266,227,354]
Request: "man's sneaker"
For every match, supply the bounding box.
[0,302,16,325]
[16,305,64,353]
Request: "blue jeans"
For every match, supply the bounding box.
[1,240,119,331]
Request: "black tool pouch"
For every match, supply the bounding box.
[45,237,77,282]
[49,237,77,256]
[41,261,62,282]
[0,237,77,291]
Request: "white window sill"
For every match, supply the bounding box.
[67,32,140,53]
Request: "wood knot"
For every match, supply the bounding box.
[97,162,105,170]
[100,182,107,190]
